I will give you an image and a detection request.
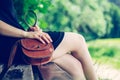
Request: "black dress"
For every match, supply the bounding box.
[0,0,64,64]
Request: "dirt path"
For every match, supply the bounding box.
[94,64,120,80]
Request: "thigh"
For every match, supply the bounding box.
[52,32,83,60]
[52,53,84,76]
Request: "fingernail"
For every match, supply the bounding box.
[42,42,46,44]
[50,39,53,42]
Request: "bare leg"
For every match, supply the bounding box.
[51,32,97,80]
[52,53,85,80]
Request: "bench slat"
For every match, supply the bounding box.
[1,62,73,80]
[2,65,34,80]
[38,62,72,80]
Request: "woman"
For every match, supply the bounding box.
[0,0,97,80]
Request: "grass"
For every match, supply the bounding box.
[87,38,120,69]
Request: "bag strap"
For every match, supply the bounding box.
[7,40,20,68]
[0,40,20,79]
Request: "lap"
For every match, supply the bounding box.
[46,31,64,49]
[52,32,84,60]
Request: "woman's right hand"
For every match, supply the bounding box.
[28,25,40,31]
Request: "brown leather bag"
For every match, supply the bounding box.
[7,39,54,68]
[20,38,54,65]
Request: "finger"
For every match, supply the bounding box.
[40,28,42,32]
[41,34,50,43]
[32,27,40,31]
[34,25,41,31]
[33,27,38,30]
[30,26,41,31]
[39,38,46,44]
[35,34,46,44]
[28,27,34,31]
[45,33,53,42]
[36,25,40,29]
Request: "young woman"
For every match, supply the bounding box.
[0,0,97,80]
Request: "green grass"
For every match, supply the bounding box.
[87,38,120,69]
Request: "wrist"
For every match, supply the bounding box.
[23,31,28,38]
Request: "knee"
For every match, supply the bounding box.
[71,33,86,46]
[62,32,87,51]
[65,32,86,42]
[75,33,85,42]
[70,33,89,53]
[69,32,85,41]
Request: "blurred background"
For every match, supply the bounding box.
[13,0,120,79]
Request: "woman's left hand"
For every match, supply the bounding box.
[39,32,53,44]
[27,25,53,44]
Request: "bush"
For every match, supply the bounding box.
[89,47,115,58]
[87,38,120,69]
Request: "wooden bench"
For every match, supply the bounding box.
[0,62,72,80]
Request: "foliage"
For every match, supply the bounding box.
[13,0,52,30]
[87,38,120,69]
[41,0,108,38]
[13,0,120,39]
[109,0,120,7]
[39,0,120,39]
[109,4,120,38]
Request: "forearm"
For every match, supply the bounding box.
[0,20,52,44]
[0,20,27,38]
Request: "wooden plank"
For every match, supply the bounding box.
[38,62,73,80]
[2,65,34,80]
[1,63,73,80]
[32,66,43,80]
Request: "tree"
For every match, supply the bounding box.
[41,0,113,40]
[109,0,120,7]
[13,0,120,40]
[13,0,52,30]
[109,4,120,38]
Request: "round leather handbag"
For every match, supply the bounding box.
[20,38,54,65]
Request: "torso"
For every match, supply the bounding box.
[0,0,23,63]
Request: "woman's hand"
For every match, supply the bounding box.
[25,26,52,44]
[28,25,40,31]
